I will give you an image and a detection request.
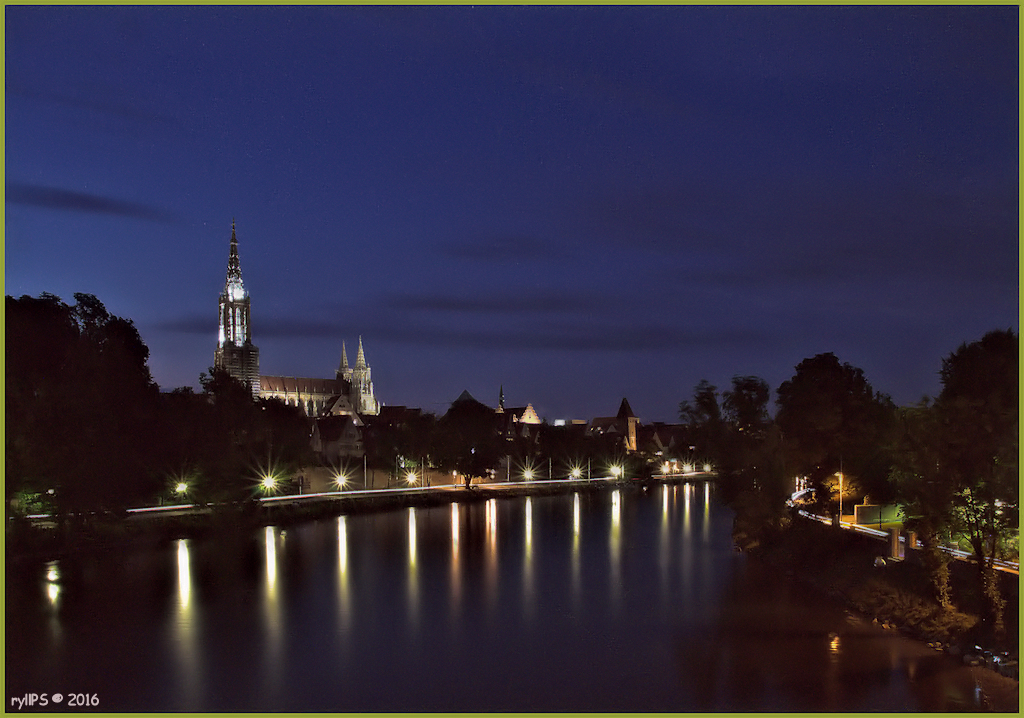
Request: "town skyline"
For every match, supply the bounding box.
[6,6,1017,423]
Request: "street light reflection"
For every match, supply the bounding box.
[265,526,277,594]
[610,490,622,610]
[177,539,191,609]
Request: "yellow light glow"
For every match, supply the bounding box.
[570,467,582,479]
[177,539,191,608]
[611,465,622,477]
[175,482,188,495]
[408,508,417,567]
[335,474,348,489]
[702,463,711,473]
[662,463,670,474]
[261,475,277,491]
[523,469,534,480]
[406,472,418,484]
[265,526,277,593]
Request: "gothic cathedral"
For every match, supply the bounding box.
[213,220,260,394]
[213,221,380,416]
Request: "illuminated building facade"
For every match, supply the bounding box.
[336,337,379,415]
[213,220,380,416]
[213,220,260,394]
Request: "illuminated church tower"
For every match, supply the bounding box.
[214,220,260,394]
[336,336,379,414]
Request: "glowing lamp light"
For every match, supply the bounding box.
[335,474,348,489]
[703,463,711,473]
[174,482,189,495]
[570,468,582,479]
[261,475,277,491]
[406,472,418,485]
[523,469,534,480]
[661,463,670,474]
[611,465,622,477]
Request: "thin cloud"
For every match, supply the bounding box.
[440,233,557,262]
[389,291,606,315]
[6,84,178,128]
[6,183,175,222]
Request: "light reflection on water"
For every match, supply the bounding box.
[6,483,996,712]
[337,516,351,633]
[173,539,200,709]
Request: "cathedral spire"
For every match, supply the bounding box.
[356,336,366,369]
[340,342,349,371]
[498,385,505,412]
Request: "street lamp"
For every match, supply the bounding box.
[610,465,622,479]
[335,473,349,490]
[406,472,418,485]
[570,467,582,480]
[261,474,278,493]
[523,468,534,481]
[836,472,844,523]
[174,481,188,496]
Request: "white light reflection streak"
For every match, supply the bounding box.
[485,499,498,613]
[407,508,420,630]
[572,493,581,610]
[659,485,671,609]
[681,484,694,595]
[523,497,535,618]
[45,561,61,605]
[174,539,200,708]
[177,539,191,609]
[263,526,283,700]
[610,490,622,611]
[450,503,462,619]
[703,481,711,543]
[337,516,351,634]
[684,483,692,535]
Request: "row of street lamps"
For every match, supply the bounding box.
[170,459,715,499]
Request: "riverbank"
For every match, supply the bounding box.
[738,513,1019,711]
[5,479,628,564]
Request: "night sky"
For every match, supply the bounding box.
[5,6,1018,422]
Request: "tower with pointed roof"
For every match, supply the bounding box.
[214,220,260,394]
[333,336,378,415]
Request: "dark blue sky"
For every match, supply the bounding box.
[6,6,1018,422]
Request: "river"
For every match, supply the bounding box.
[6,482,991,711]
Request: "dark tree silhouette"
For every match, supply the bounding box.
[775,353,896,511]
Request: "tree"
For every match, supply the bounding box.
[6,293,162,518]
[934,329,1018,634]
[722,376,770,435]
[679,380,726,465]
[890,401,956,609]
[775,353,896,512]
[434,396,503,485]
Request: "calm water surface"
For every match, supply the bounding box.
[7,484,985,711]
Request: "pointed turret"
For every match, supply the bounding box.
[227,218,242,281]
[498,385,505,413]
[616,397,635,419]
[340,341,349,372]
[356,335,367,369]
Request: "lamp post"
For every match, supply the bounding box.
[837,471,844,524]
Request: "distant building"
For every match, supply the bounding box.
[213,220,260,395]
[211,220,380,416]
[589,397,640,452]
[335,337,379,415]
[496,386,542,439]
[258,338,380,417]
